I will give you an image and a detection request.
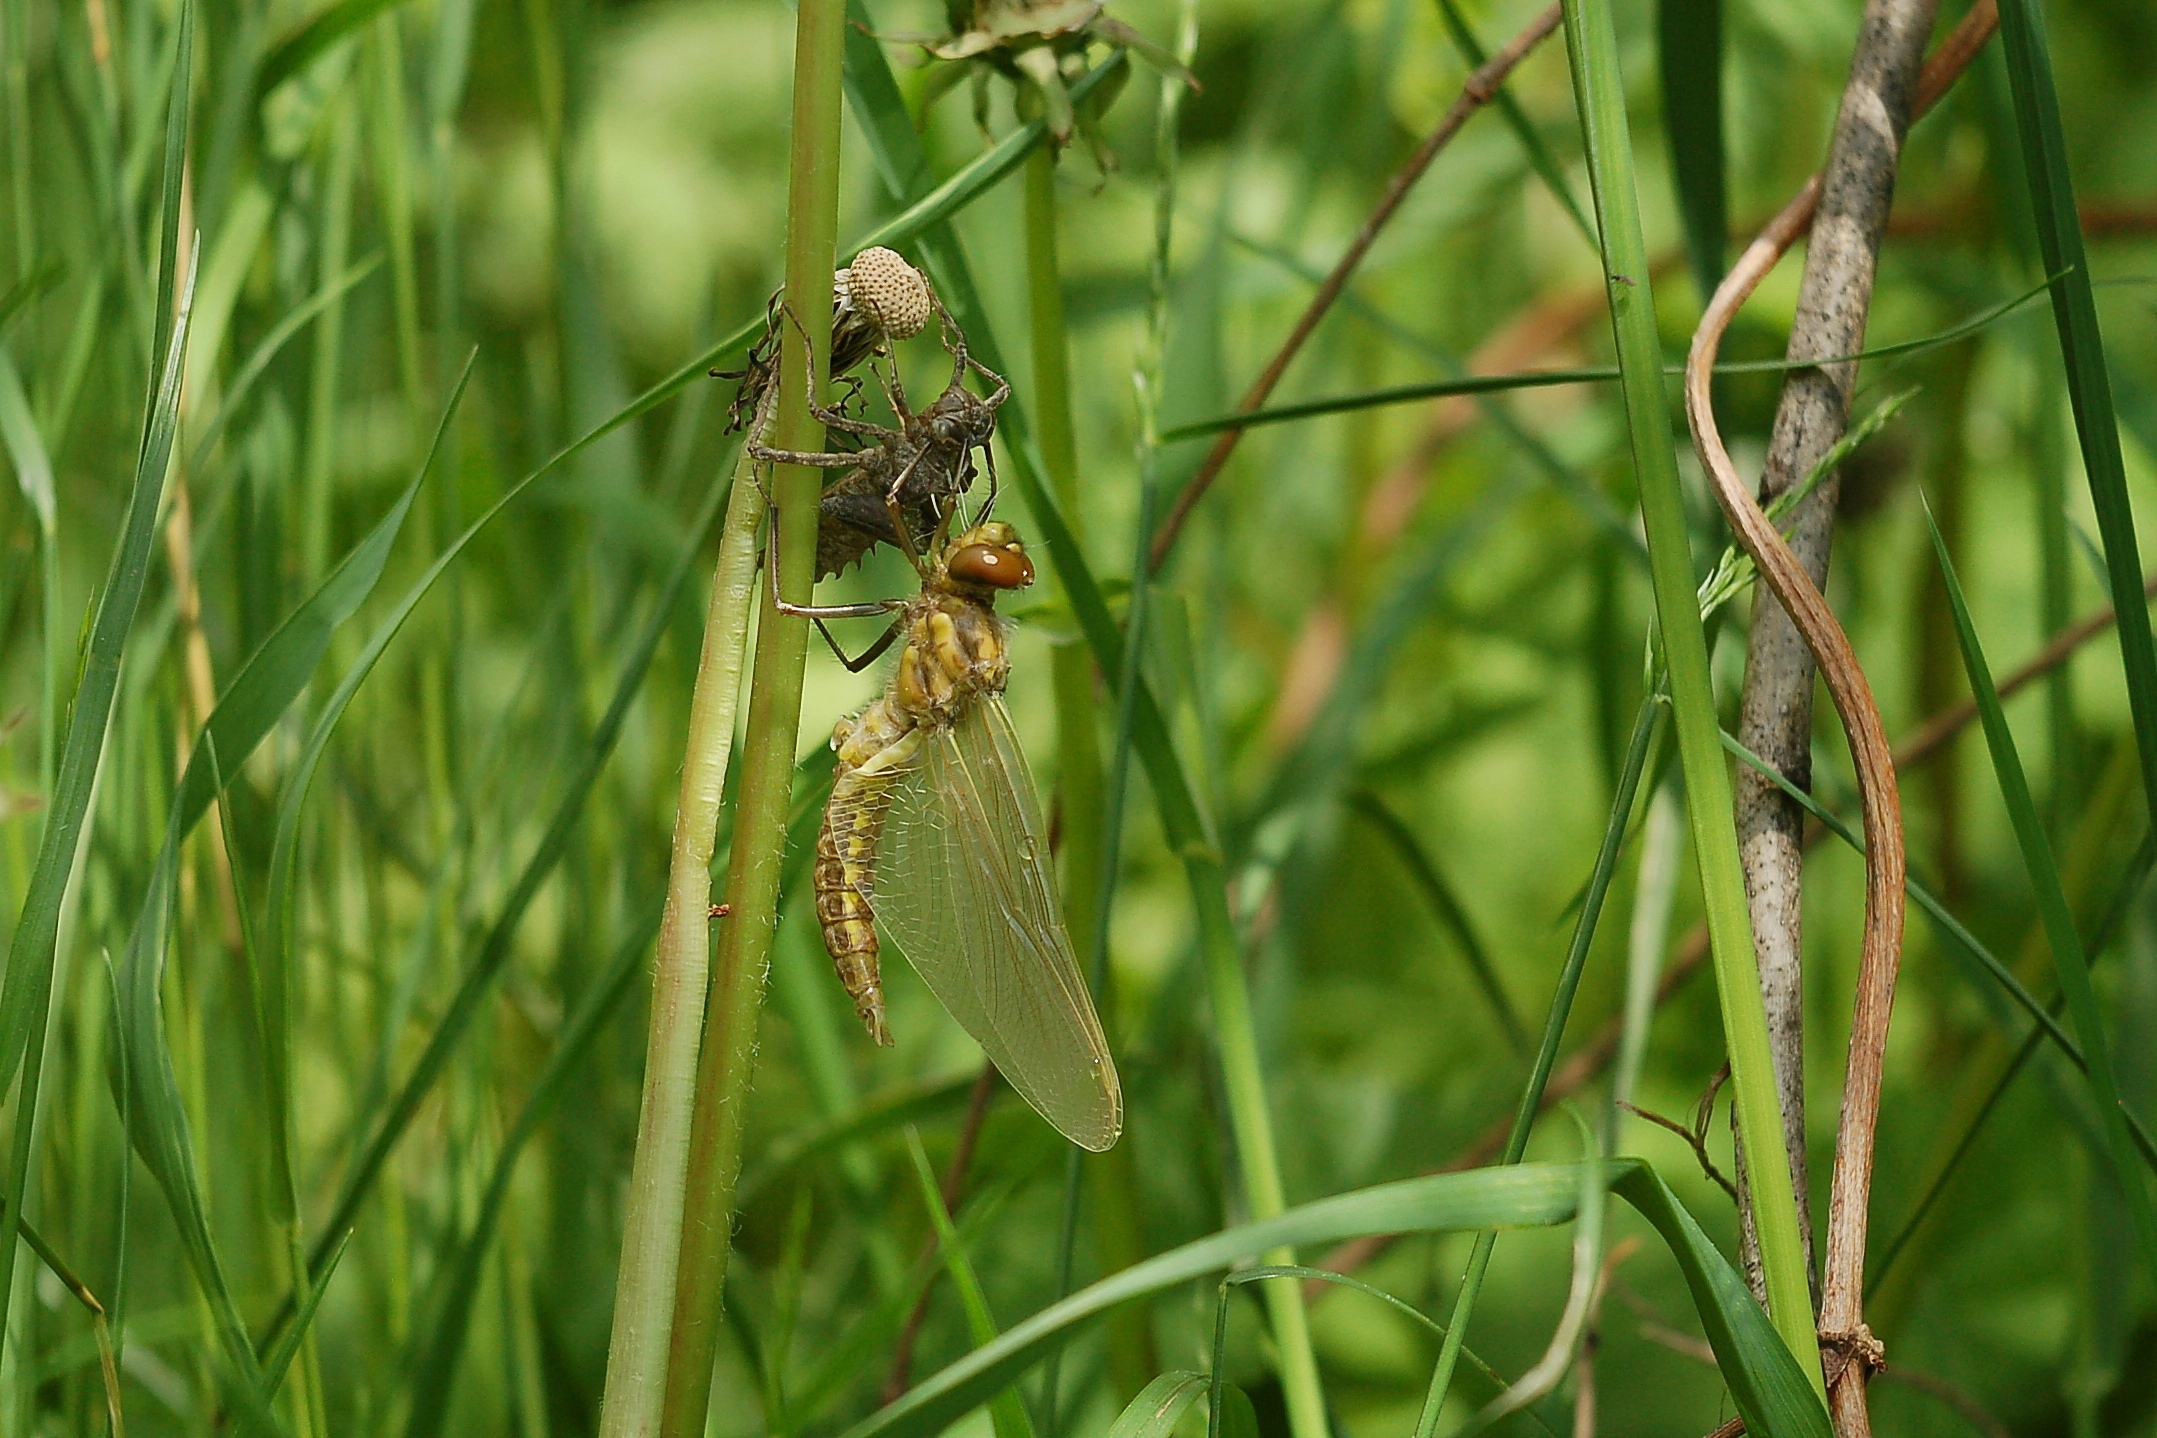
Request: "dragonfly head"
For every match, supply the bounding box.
[940,523,1035,595]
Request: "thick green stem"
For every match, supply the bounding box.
[654,0,847,1430]
[1025,149,1107,982]
[594,448,763,1438]
[1559,0,1824,1389]
[1026,143,1154,1405]
[1199,884,1327,1438]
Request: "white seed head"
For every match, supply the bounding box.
[839,246,932,339]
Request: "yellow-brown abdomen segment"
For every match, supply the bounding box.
[815,767,898,1046]
[815,704,921,1047]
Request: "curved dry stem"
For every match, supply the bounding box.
[1682,4,1996,1431]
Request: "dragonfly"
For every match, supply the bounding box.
[767,506,1123,1153]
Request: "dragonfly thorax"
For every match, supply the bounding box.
[889,593,1010,729]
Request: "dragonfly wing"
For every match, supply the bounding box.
[878,698,1123,1151]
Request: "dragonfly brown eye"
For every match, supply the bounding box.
[948,543,1034,589]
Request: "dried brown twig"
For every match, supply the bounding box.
[1619,1064,1739,1203]
[1145,1,1564,572]
[1684,4,1997,1434]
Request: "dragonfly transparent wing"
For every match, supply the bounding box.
[877,697,1123,1151]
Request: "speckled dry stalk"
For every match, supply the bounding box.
[1725,0,1942,1310]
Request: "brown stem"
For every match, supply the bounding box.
[1145,1,1563,572]
[880,1061,999,1404]
[1722,0,1942,1316]
[1687,4,1997,1431]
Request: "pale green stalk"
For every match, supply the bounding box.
[1027,122,1153,1415]
[594,448,764,1438]
[1558,0,1823,1386]
[1025,145,1107,1035]
[1128,4,1323,1433]
[654,0,847,1427]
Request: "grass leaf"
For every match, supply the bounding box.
[848,1159,1825,1438]
[1922,500,2157,1281]
[1657,0,1726,300]
[1558,0,1820,1382]
[1107,1372,1208,1438]
[1992,0,2157,852]
[0,1,196,1350]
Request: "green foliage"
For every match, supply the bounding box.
[3,0,2155,1434]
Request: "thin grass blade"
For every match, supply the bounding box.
[1657,0,1726,300]
[0,6,195,1338]
[1992,0,2157,852]
[1559,0,1819,1379]
[1923,501,2157,1281]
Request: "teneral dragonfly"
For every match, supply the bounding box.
[771,517,1122,1153]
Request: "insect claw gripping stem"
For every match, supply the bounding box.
[764,508,907,622]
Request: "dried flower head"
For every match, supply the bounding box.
[719,249,937,433]
[838,247,932,341]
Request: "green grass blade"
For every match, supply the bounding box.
[1349,792,1527,1056]
[175,353,474,853]
[261,1230,353,1402]
[1656,0,1725,300]
[903,1129,1038,1438]
[846,1158,1823,1438]
[1415,694,1658,1435]
[182,254,381,476]
[1157,273,2065,440]
[1610,1165,1830,1438]
[1558,0,1819,1383]
[106,356,471,1436]
[113,836,278,1426]
[257,0,417,100]
[1225,1267,1537,1426]
[401,909,659,1438]
[293,447,732,1286]
[1227,231,1644,560]
[1992,0,2157,849]
[738,1074,976,1208]
[1107,1372,1208,1438]
[0,345,53,534]
[1431,0,1595,245]
[0,3,194,1340]
[847,54,1126,257]
[1922,502,2157,1282]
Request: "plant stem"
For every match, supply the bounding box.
[1147,0,1561,571]
[1559,0,1825,1391]
[595,447,763,1438]
[1414,696,1659,1438]
[1025,148,1106,1015]
[1725,0,1938,1308]
[653,0,847,1428]
[1025,140,1154,1410]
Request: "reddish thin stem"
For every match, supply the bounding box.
[1146,1,1564,572]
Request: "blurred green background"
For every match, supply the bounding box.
[2,0,2156,1432]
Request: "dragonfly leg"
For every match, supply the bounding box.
[882,451,932,573]
[765,507,906,620]
[815,616,901,672]
[775,300,902,443]
[974,441,1000,524]
[750,442,857,469]
[872,352,911,423]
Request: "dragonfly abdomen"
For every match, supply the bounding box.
[815,701,921,1047]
